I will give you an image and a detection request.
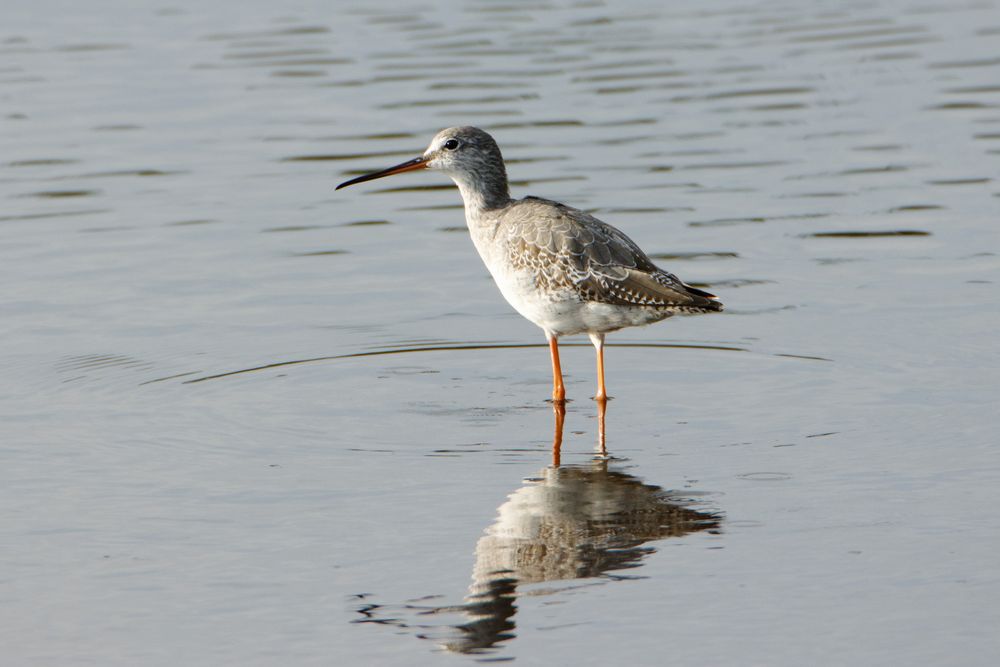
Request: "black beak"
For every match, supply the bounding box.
[335,156,428,190]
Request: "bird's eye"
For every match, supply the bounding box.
[443,138,460,151]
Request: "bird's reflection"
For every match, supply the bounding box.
[354,404,721,655]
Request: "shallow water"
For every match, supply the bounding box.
[2,0,999,664]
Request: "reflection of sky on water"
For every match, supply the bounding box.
[2,0,999,664]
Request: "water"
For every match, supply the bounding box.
[2,0,999,664]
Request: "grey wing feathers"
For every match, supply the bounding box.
[506,197,723,312]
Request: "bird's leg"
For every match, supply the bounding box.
[547,333,566,403]
[589,332,607,403]
[551,399,565,468]
[588,332,608,456]
[596,391,607,457]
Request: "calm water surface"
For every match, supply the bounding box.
[2,0,999,664]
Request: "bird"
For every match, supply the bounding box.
[336,126,722,405]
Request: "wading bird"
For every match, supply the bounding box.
[336,126,722,406]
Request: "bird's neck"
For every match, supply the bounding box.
[451,171,511,216]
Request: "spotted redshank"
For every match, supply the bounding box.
[336,126,722,405]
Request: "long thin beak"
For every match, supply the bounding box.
[335,156,428,190]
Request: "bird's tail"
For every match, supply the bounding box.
[682,283,724,312]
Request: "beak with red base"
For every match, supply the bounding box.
[335,156,428,190]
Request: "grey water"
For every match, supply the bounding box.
[2,0,999,664]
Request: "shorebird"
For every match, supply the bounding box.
[336,126,722,405]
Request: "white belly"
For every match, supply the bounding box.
[466,218,671,338]
[488,263,671,337]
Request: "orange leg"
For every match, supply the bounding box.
[551,400,565,468]
[596,392,607,457]
[547,333,566,403]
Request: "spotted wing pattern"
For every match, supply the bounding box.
[502,197,722,313]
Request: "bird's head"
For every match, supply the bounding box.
[336,126,507,197]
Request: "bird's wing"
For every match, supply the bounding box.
[504,197,722,311]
